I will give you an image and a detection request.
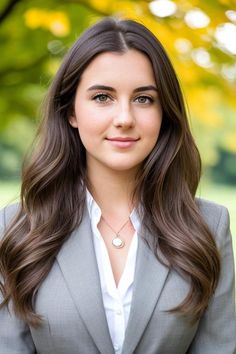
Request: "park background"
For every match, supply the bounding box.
[0,0,235,258]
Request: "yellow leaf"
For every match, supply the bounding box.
[49,12,70,37]
[24,8,46,29]
[187,88,224,128]
[24,9,70,37]
[222,133,236,153]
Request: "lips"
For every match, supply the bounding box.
[106,137,139,142]
[106,137,139,148]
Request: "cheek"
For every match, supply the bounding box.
[76,117,107,151]
[142,115,162,140]
[137,104,162,133]
[75,103,110,131]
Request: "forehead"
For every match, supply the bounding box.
[79,49,156,86]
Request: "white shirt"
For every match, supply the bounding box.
[86,191,140,354]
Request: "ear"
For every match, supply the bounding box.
[68,114,78,128]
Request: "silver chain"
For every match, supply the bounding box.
[101,216,130,236]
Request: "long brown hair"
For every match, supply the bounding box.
[0,17,220,326]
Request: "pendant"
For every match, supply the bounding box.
[112,236,125,248]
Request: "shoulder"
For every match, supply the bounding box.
[196,197,228,221]
[0,203,20,237]
[195,197,230,246]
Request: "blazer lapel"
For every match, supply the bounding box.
[122,235,170,354]
[56,208,114,354]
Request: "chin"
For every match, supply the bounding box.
[105,162,141,173]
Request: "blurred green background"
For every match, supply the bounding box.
[0,0,235,256]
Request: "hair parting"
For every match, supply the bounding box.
[0,16,220,326]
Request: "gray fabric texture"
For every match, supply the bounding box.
[0,199,235,354]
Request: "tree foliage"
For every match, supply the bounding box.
[0,0,235,182]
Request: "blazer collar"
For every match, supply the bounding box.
[56,208,115,354]
[56,209,170,354]
[122,232,170,354]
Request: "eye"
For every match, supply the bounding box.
[134,95,154,104]
[92,93,112,103]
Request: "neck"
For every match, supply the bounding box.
[87,164,137,218]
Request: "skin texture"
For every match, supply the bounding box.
[69,49,163,284]
[69,49,162,177]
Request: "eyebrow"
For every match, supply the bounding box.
[87,84,158,93]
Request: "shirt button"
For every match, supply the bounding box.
[114,345,120,351]
[116,309,122,315]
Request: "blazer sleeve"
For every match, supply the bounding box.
[187,204,236,354]
[0,205,36,354]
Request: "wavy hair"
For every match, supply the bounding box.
[0,17,220,326]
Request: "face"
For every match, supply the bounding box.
[69,49,162,177]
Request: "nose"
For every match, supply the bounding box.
[113,102,135,129]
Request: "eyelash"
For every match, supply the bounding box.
[135,95,154,104]
[91,93,154,104]
[92,93,112,103]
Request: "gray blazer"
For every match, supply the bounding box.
[0,199,235,354]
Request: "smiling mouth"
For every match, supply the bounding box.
[106,137,139,142]
[105,137,139,148]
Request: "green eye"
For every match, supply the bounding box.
[135,96,154,104]
[93,93,110,102]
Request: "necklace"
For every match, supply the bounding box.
[101,215,130,249]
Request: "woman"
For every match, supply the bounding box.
[0,17,235,354]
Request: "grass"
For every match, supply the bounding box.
[0,181,20,208]
[0,179,235,254]
[197,181,236,240]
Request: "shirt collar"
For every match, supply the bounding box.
[86,189,141,232]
